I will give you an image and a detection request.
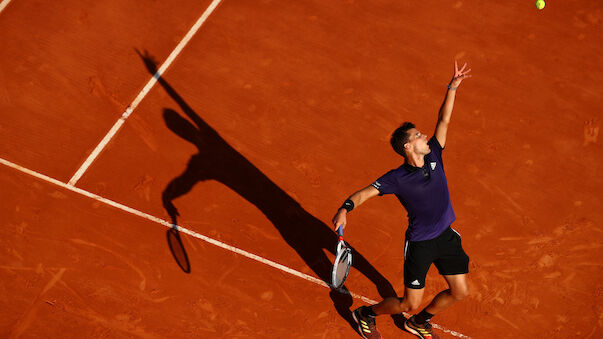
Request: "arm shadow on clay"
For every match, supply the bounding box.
[136,49,396,327]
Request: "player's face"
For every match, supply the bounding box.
[406,128,431,154]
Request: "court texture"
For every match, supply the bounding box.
[1,0,601,338]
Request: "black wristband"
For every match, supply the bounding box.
[340,199,354,212]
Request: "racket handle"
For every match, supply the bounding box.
[337,226,343,237]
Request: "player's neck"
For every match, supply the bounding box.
[406,153,425,168]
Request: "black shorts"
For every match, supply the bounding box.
[404,226,469,289]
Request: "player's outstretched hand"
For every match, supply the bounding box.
[449,60,472,88]
[135,49,159,75]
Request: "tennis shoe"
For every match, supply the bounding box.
[404,315,434,338]
[352,306,382,339]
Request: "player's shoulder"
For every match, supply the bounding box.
[389,165,416,180]
[428,136,444,150]
[391,164,410,175]
[372,165,408,193]
[375,165,405,182]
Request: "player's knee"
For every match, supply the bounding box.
[451,285,469,301]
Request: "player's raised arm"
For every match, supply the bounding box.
[332,185,380,231]
[434,60,472,148]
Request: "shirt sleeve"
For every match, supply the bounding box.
[428,136,444,161]
[371,169,399,196]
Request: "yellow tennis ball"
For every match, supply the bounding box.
[535,0,545,10]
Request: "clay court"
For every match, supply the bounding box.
[1,0,602,338]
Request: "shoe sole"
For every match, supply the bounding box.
[404,322,429,339]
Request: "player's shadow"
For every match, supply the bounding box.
[136,50,397,327]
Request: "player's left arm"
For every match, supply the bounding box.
[435,60,472,148]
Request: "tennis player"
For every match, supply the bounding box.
[332,61,472,339]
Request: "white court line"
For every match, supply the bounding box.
[67,0,223,186]
[0,0,13,14]
[0,157,471,338]
[4,157,372,304]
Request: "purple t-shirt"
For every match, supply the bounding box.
[371,137,455,241]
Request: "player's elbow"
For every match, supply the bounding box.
[438,117,451,125]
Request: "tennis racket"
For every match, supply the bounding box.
[331,226,353,289]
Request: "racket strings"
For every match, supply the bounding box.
[332,249,352,288]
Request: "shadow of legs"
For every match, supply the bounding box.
[329,288,356,330]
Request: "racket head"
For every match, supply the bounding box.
[331,243,352,289]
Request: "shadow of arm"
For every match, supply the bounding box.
[136,49,208,131]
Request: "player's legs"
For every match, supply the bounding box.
[403,275,468,338]
[353,288,424,339]
[423,273,469,315]
[371,235,436,315]
[372,287,425,315]
[414,226,469,320]
[370,234,435,315]
[351,237,432,338]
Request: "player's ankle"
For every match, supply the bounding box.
[414,309,434,324]
[361,306,377,317]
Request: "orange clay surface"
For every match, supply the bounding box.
[1,0,602,338]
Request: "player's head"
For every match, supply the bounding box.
[390,122,430,158]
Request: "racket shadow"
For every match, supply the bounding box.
[166,222,191,274]
[137,50,398,327]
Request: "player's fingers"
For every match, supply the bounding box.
[459,62,467,72]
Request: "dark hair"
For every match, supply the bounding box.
[390,122,415,157]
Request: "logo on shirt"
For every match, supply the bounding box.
[411,280,421,286]
[430,162,436,170]
[372,181,381,189]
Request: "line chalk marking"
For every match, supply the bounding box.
[67,0,223,186]
[0,0,13,14]
[0,156,470,338]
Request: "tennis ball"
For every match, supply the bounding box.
[535,0,545,10]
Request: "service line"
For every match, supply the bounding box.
[0,157,471,338]
[67,0,223,186]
